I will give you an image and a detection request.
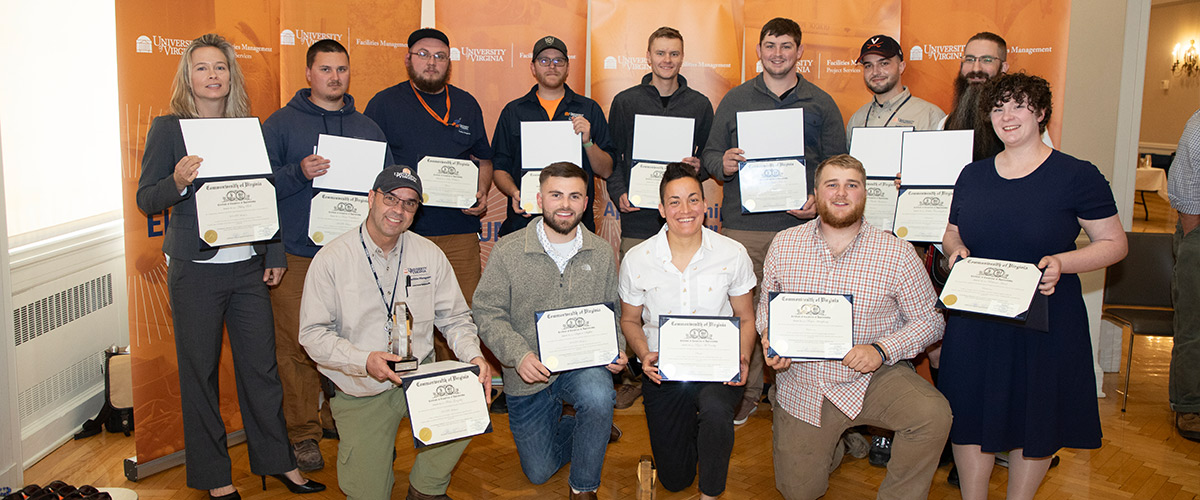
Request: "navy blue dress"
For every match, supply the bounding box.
[939,150,1118,458]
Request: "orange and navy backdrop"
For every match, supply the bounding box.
[117,0,1071,467]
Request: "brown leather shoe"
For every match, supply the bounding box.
[609,423,622,443]
[568,489,598,499]
[1178,412,1200,442]
[614,383,642,409]
[292,439,324,472]
[406,485,452,500]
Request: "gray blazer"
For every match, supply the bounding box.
[136,115,284,267]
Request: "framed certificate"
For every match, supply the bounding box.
[736,108,805,160]
[535,302,621,373]
[628,162,667,209]
[738,158,807,213]
[766,292,853,360]
[863,178,899,232]
[520,170,542,215]
[418,156,479,209]
[938,257,1043,319]
[892,188,954,243]
[307,191,367,245]
[656,316,740,383]
[400,360,492,448]
[194,177,280,248]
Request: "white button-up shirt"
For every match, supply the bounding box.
[618,225,756,353]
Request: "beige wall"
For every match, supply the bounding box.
[1140,0,1200,148]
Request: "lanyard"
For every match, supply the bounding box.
[411,81,451,126]
[359,226,405,347]
[869,94,912,127]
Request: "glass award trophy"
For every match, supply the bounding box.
[388,301,419,372]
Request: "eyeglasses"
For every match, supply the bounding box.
[377,190,420,211]
[410,50,449,62]
[536,57,568,68]
[961,55,1003,65]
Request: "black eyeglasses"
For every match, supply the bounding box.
[536,57,567,68]
[377,190,420,211]
[410,50,449,62]
[962,55,1003,65]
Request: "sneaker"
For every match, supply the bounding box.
[733,400,758,425]
[293,439,324,472]
[1177,412,1200,442]
[868,436,892,468]
[615,383,642,409]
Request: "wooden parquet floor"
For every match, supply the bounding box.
[24,335,1199,499]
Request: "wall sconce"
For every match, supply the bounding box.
[1174,40,1199,76]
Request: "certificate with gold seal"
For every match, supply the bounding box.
[766,292,853,360]
[535,303,620,373]
[737,158,807,213]
[307,191,367,245]
[863,178,899,232]
[520,170,542,215]
[938,257,1042,319]
[656,316,741,383]
[417,156,479,209]
[892,188,954,243]
[194,177,280,248]
[400,360,492,448]
[628,162,667,209]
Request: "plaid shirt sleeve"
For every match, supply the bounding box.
[1170,110,1200,215]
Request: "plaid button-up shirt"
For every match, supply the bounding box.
[756,219,944,427]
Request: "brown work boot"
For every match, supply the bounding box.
[406,484,452,500]
[614,383,642,409]
[292,439,324,471]
[1177,412,1200,442]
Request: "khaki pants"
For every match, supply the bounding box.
[720,228,779,406]
[619,237,646,261]
[269,253,322,443]
[772,363,952,500]
[425,233,483,362]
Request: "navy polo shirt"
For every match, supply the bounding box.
[364,81,493,236]
[492,83,618,237]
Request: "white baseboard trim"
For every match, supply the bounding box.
[1138,142,1177,155]
[20,384,103,469]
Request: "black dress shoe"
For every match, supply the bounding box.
[947,465,959,487]
[208,491,240,500]
[263,474,326,494]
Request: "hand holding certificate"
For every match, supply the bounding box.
[401,360,492,448]
[307,134,387,245]
[180,118,279,248]
[520,121,583,216]
[628,115,695,209]
[766,293,854,360]
[893,130,973,242]
[736,109,807,213]
[656,316,741,383]
[939,257,1043,319]
[535,303,620,373]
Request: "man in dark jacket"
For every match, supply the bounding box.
[491,35,618,237]
[261,38,393,472]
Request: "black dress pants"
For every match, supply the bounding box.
[641,380,742,496]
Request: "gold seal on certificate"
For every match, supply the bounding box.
[307,191,367,246]
[535,303,620,373]
[766,292,854,360]
[738,158,807,213]
[892,188,954,243]
[656,316,741,383]
[194,178,280,248]
[417,156,479,209]
[939,257,1043,319]
[628,162,667,209]
[520,170,542,215]
[863,178,899,232]
[400,360,492,448]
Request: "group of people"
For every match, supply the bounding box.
[136,15,1129,500]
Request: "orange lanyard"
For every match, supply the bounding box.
[411,82,451,126]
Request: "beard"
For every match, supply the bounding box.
[946,73,1003,161]
[406,61,452,93]
[544,210,584,235]
[816,198,865,229]
[867,75,898,96]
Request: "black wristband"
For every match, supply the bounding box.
[870,343,888,362]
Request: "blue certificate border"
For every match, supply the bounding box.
[399,363,493,448]
[737,156,808,214]
[765,291,854,360]
[654,315,742,383]
[533,302,622,370]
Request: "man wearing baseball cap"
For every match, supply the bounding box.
[300,165,491,500]
[491,35,618,238]
[365,28,495,316]
[845,34,945,141]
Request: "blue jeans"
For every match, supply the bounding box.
[506,366,615,491]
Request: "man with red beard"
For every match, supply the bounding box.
[365,28,494,311]
[758,154,949,500]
